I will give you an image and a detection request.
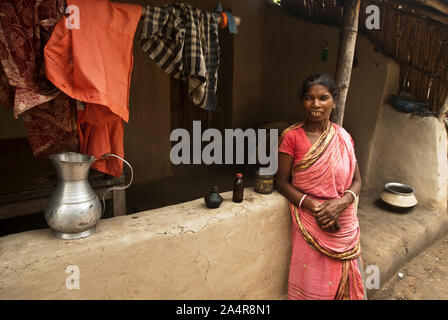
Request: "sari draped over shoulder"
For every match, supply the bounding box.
[280,121,364,300]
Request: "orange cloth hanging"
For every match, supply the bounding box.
[76,102,124,176]
[44,0,142,176]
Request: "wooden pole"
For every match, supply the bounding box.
[437,94,448,119]
[331,0,361,125]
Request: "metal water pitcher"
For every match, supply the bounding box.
[44,152,133,240]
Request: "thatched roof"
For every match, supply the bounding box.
[278,0,448,112]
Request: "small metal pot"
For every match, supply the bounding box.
[379,182,417,210]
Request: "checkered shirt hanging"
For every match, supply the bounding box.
[140,3,220,111]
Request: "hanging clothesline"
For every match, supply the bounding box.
[139,3,232,112]
[140,5,241,27]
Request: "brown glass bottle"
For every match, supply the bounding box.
[232,173,244,203]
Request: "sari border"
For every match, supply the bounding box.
[291,202,361,260]
[278,121,337,174]
[294,121,335,173]
[291,202,362,300]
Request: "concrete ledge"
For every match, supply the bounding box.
[1,189,447,299]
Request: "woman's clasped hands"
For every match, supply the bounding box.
[302,196,352,233]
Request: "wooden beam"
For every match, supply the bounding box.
[413,0,448,15]
[366,0,448,25]
[331,0,361,125]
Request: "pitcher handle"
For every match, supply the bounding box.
[100,153,134,218]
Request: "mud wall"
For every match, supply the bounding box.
[0,189,291,299]
[364,104,448,210]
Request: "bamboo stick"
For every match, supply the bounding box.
[396,10,402,58]
[331,0,360,125]
[141,6,241,26]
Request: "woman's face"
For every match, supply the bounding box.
[301,84,335,123]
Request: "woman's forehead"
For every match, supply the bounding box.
[304,84,332,95]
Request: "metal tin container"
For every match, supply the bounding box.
[254,170,274,194]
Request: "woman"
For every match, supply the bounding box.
[277,74,365,300]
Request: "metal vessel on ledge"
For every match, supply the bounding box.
[379,182,418,213]
[44,152,132,240]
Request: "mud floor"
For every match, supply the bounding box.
[371,233,448,300]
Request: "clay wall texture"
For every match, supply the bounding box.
[0,190,291,299]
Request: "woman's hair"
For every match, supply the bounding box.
[299,73,339,101]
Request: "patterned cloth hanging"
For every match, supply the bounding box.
[0,0,64,118]
[0,64,13,109]
[0,0,78,158]
[140,3,221,111]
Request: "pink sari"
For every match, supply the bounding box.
[281,122,364,300]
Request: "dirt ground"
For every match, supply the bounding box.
[371,233,448,300]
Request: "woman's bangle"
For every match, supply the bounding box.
[344,190,357,203]
[298,194,307,208]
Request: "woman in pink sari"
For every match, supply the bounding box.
[277,74,365,300]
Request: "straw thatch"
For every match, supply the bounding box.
[280,0,448,112]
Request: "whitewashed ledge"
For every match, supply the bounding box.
[0,189,291,299]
